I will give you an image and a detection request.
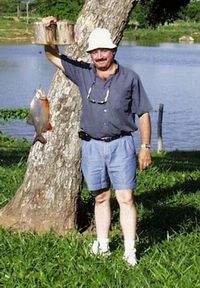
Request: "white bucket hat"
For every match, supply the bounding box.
[86,28,117,53]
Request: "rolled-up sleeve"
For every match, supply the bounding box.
[131,76,153,115]
[60,55,90,86]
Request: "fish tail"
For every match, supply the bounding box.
[32,134,47,145]
[47,123,53,131]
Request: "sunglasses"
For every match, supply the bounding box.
[87,78,112,104]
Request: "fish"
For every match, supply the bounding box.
[27,89,52,145]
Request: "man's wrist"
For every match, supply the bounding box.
[141,143,151,150]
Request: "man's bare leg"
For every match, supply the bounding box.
[92,189,111,254]
[115,189,137,266]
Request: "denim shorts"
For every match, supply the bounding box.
[81,135,137,192]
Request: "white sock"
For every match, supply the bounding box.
[124,240,136,255]
[97,238,109,252]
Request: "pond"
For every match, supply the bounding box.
[0,43,200,151]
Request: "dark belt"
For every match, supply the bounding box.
[78,130,131,142]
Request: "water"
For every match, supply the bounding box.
[0,43,200,151]
[0,45,55,107]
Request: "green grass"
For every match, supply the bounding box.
[124,20,200,44]
[0,133,30,208]
[0,134,200,287]
[0,16,37,44]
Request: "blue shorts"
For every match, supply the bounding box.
[81,135,137,192]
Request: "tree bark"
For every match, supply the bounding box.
[0,0,138,234]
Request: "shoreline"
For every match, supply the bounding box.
[1,16,200,45]
[0,37,34,45]
[0,37,199,46]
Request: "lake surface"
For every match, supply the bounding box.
[0,43,200,151]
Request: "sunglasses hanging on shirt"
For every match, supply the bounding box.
[87,77,113,104]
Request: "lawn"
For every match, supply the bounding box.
[0,133,199,287]
[124,20,200,44]
[0,16,35,44]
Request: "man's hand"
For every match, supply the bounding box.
[42,16,64,71]
[42,16,58,27]
[138,148,152,171]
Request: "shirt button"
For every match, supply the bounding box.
[104,109,107,112]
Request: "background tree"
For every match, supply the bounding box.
[179,0,200,22]
[0,0,16,15]
[35,0,85,21]
[130,0,190,28]
[0,0,36,17]
[16,0,21,18]
[0,0,138,234]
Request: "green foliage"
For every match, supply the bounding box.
[179,1,200,22]
[129,3,147,28]
[0,108,29,121]
[35,0,84,21]
[129,0,190,28]
[0,0,36,17]
[0,135,200,287]
[124,20,200,45]
[0,0,84,20]
[0,0,16,15]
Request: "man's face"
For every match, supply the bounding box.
[90,48,115,71]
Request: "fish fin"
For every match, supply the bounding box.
[46,123,53,131]
[27,115,34,125]
[32,134,47,145]
[42,123,53,133]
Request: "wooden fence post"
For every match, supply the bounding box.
[157,103,164,152]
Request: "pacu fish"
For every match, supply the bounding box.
[27,89,52,145]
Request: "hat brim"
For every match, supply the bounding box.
[86,43,117,53]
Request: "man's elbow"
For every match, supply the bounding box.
[138,112,151,119]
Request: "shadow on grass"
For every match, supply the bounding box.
[137,204,200,255]
[135,180,200,255]
[77,196,94,233]
[77,151,200,250]
[0,133,30,167]
[0,146,30,167]
[152,151,200,172]
[137,177,200,208]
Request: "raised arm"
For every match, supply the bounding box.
[41,16,64,71]
[44,44,64,71]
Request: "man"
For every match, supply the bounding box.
[44,25,152,267]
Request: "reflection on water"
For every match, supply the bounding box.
[0,119,34,142]
[0,43,200,151]
[0,45,55,108]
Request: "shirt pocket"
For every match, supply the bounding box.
[111,87,132,112]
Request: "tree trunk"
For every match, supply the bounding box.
[17,3,21,19]
[0,0,138,234]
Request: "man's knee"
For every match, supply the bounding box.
[94,189,111,204]
[115,189,134,206]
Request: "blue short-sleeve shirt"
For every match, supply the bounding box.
[61,55,152,138]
